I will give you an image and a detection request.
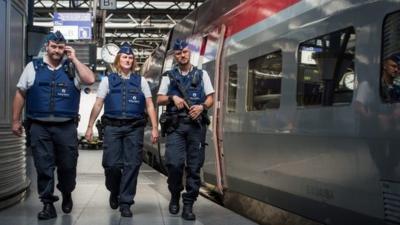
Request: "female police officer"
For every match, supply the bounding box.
[85,43,158,217]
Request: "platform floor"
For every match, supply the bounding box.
[0,150,258,225]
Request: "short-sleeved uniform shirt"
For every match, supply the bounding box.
[17,55,82,91]
[96,73,152,99]
[157,66,215,96]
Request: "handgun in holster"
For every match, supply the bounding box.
[159,112,168,137]
[159,112,179,137]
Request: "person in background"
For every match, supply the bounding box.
[11,31,95,220]
[157,39,214,220]
[381,55,400,102]
[85,43,158,217]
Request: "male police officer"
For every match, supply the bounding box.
[11,31,95,220]
[157,39,214,220]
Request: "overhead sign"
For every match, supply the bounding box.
[53,12,92,40]
[300,46,322,65]
[100,0,117,9]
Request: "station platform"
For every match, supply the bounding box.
[0,150,258,225]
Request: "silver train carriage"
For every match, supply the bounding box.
[0,0,30,210]
[142,0,400,224]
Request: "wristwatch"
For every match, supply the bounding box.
[168,95,174,103]
[201,103,207,110]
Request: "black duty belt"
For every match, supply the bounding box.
[178,116,196,124]
[172,113,203,124]
[167,112,208,125]
[102,117,147,127]
[29,119,75,125]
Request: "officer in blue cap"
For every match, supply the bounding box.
[157,39,215,220]
[46,30,66,43]
[118,42,134,55]
[11,31,95,220]
[85,42,159,217]
[382,55,400,102]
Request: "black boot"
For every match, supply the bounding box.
[38,203,57,220]
[168,194,180,214]
[181,204,196,220]
[109,193,119,210]
[62,192,73,213]
[120,206,132,217]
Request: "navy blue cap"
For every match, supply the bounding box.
[386,54,400,63]
[173,39,189,51]
[118,42,134,55]
[46,31,66,43]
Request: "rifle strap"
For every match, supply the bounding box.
[167,71,191,104]
[167,69,202,104]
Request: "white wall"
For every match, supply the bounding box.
[77,83,103,137]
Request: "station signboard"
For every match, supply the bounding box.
[100,0,117,9]
[53,12,92,40]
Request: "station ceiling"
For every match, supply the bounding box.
[32,0,206,65]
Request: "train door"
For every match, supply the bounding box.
[211,25,227,193]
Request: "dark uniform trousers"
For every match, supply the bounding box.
[30,121,78,203]
[102,124,144,208]
[165,120,207,205]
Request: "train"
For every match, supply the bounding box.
[0,0,30,209]
[141,0,400,225]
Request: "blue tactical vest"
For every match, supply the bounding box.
[104,73,146,119]
[26,58,80,119]
[166,67,205,113]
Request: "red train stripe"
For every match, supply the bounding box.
[222,0,300,38]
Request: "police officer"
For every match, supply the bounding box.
[11,31,95,220]
[157,39,214,220]
[84,43,158,217]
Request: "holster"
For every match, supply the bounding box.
[159,112,168,137]
[96,122,105,141]
[159,112,179,137]
[74,116,80,127]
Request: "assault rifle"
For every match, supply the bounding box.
[166,71,209,125]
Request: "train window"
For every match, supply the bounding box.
[247,51,282,111]
[0,0,5,121]
[227,65,238,113]
[381,11,400,103]
[297,27,356,107]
